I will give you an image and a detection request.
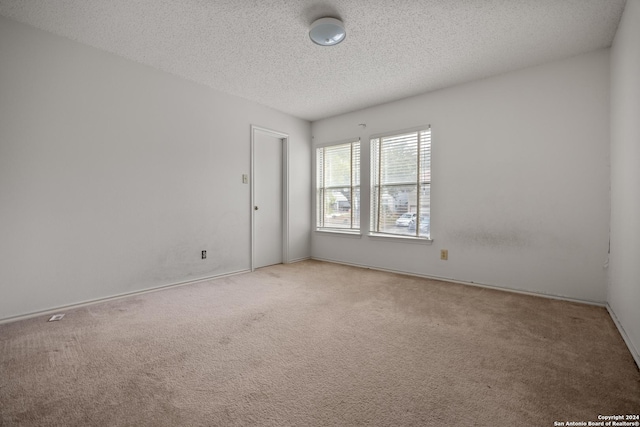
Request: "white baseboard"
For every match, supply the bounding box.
[4,257,637,370]
[287,256,311,263]
[311,256,606,307]
[2,258,315,324]
[312,256,640,369]
[0,269,250,325]
[606,304,640,369]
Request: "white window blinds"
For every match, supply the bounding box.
[316,141,360,230]
[371,127,431,238]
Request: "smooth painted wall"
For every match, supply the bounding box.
[312,49,610,303]
[0,17,311,321]
[609,0,640,363]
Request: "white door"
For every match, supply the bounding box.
[253,130,283,268]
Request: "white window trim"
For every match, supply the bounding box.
[314,137,360,149]
[368,125,431,142]
[367,232,433,244]
[315,229,363,238]
[315,138,361,234]
[370,125,432,240]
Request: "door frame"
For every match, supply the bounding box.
[250,125,290,271]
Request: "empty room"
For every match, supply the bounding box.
[1,0,639,425]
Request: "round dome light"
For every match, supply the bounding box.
[309,17,346,46]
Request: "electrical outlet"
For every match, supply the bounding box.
[242,174,248,184]
[440,249,448,260]
[201,250,207,259]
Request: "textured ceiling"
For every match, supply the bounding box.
[0,0,626,121]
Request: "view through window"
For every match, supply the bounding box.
[316,141,360,231]
[371,127,431,238]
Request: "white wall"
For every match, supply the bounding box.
[0,17,311,321]
[609,0,640,364]
[312,49,611,303]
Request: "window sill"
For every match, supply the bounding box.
[368,233,433,244]
[315,229,362,238]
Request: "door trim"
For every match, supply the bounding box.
[250,125,289,271]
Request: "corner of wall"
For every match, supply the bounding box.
[608,0,640,370]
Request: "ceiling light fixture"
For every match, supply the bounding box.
[309,17,346,46]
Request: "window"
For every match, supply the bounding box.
[371,127,431,238]
[316,141,360,231]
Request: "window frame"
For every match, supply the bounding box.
[370,125,432,241]
[315,138,361,234]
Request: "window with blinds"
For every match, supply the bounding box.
[371,127,431,238]
[316,141,360,231]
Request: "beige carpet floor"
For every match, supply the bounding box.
[1,260,639,426]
